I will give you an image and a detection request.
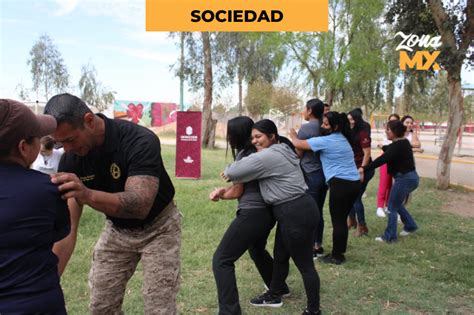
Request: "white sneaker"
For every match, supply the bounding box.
[400,229,415,237]
[375,236,384,242]
[376,208,386,217]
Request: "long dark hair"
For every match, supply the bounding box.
[252,119,296,152]
[401,115,415,132]
[388,113,400,121]
[325,111,352,144]
[348,109,365,144]
[306,98,324,120]
[387,120,407,138]
[226,116,254,160]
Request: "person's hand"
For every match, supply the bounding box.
[209,187,226,201]
[288,128,297,140]
[358,167,365,183]
[220,171,230,182]
[51,172,91,206]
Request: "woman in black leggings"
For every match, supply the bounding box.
[225,119,321,315]
[289,112,361,265]
[210,116,288,315]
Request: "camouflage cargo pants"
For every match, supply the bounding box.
[88,201,181,315]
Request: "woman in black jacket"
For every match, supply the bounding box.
[360,120,419,243]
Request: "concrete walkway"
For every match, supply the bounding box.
[412,153,474,191]
[161,136,474,190]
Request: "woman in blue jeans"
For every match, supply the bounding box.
[360,120,419,242]
[209,116,289,315]
[347,109,374,237]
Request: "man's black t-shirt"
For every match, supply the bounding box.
[59,114,175,229]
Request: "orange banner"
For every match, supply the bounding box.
[146,0,328,32]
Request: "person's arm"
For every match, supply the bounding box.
[364,144,396,172]
[289,128,311,151]
[209,183,244,201]
[53,198,83,276]
[224,153,268,183]
[360,131,372,167]
[362,147,371,167]
[411,128,422,149]
[51,173,159,220]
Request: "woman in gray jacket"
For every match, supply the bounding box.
[210,116,289,315]
[224,119,321,315]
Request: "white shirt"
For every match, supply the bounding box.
[31,148,64,175]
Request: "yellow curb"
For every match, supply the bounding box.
[449,183,474,192]
[372,150,474,165]
[413,154,474,165]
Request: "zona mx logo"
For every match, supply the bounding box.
[395,32,442,71]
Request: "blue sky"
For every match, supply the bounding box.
[1,0,473,107]
[0,0,188,104]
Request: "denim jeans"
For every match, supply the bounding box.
[304,168,328,246]
[384,171,419,242]
[349,167,374,225]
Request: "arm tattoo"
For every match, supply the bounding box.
[118,175,159,219]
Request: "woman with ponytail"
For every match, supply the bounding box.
[360,120,419,243]
[210,116,289,315]
[224,119,321,315]
[289,112,361,265]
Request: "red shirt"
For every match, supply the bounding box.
[352,129,371,168]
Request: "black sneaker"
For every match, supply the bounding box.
[263,284,291,298]
[302,308,321,314]
[313,247,324,260]
[319,254,345,265]
[249,291,283,308]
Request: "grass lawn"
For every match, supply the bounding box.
[61,145,474,314]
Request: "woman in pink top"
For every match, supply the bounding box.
[375,114,400,217]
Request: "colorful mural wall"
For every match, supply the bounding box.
[114,100,178,127]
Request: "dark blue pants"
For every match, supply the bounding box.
[350,168,375,225]
[384,171,419,241]
[304,169,328,246]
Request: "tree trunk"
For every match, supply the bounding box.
[427,0,472,189]
[325,88,336,107]
[238,64,243,116]
[436,73,464,189]
[201,32,215,149]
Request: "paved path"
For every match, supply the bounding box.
[413,153,474,190]
[161,137,474,190]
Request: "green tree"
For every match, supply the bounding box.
[282,0,387,109]
[214,33,286,115]
[171,32,217,148]
[27,34,69,101]
[386,0,474,189]
[271,83,301,115]
[78,63,115,113]
[245,79,273,119]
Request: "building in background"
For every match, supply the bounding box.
[114,100,178,128]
